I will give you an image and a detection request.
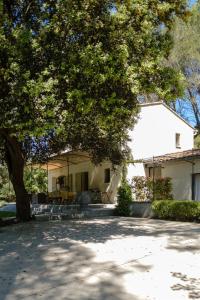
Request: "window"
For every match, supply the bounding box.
[175,133,181,148]
[104,168,111,183]
[57,176,66,189]
[149,167,161,179]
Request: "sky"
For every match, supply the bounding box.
[190,0,197,5]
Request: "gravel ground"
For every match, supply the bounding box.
[0,217,200,300]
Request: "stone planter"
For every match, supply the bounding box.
[130,201,154,218]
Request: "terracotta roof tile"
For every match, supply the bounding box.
[143,149,200,163]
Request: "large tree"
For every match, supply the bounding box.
[168,1,200,132]
[0,0,188,221]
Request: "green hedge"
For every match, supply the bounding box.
[152,200,200,222]
[115,180,132,216]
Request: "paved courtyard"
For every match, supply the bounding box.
[0,217,200,300]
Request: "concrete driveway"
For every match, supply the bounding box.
[0,217,200,300]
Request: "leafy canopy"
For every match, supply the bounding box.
[168,1,200,132]
[0,0,188,164]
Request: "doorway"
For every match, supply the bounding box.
[193,174,200,201]
[75,172,89,192]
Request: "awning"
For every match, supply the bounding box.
[34,151,91,170]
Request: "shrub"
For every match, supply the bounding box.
[115,180,132,216]
[132,176,173,201]
[132,176,152,201]
[152,200,200,222]
[151,178,173,200]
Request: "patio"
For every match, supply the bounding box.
[0,217,200,300]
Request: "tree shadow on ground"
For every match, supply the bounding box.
[0,217,200,299]
[171,272,200,299]
[37,217,200,253]
[0,219,152,300]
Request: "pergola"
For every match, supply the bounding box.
[32,150,92,200]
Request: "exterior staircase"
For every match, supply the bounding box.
[31,204,115,221]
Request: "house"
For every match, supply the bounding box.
[46,102,199,202]
[143,149,200,201]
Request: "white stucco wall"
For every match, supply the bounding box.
[127,102,194,181]
[47,103,194,202]
[128,103,194,160]
[150,159,200,200]
[48,160,122,202]
[161,161,193,200]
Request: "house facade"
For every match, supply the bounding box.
[46,102,198,202]
[143,149,200,201]
[47,153,121,202]
[126,102,194,180]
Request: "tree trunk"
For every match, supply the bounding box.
[3,133,31,221]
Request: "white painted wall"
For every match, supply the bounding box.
[48,103,195,202]
[141,159,200,200]
[128,103,194,159]
[48,160,122,203]
[161,161,193,200]
[127,103,194,180]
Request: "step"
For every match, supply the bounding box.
[34,208,115,221]
[31,204,115,215]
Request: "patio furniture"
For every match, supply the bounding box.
[48,191,76,204]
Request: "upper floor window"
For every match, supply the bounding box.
[175,133,181,148]
[104,168,111,183]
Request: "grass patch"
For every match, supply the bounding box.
[0,211,16,218]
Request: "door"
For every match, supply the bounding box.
[52,177,57,191]
[75,172,89,192]
[194,174,200,201]
[75,173,82,192]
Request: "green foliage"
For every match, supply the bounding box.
[169,2,200,131]
[150,178,173,200]
[115,180,132,216]
[152,200,200,222]
[0,211,16,219]
[132,176,173,201]
[194,135,200,148]
[0,201,7,207]
[0,1,189,220]
[0,0,188,165]
[24,167,47,194]
[0,166,15,200]
[0,166,47,198]
[132,176,152,202]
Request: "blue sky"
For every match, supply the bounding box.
[190,0,197,5]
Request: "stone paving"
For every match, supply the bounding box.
[0,217,200,300]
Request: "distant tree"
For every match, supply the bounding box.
[0,165,14,199]
[24,167,47,194]
[0,166,47,199]
[168,1,200,133]
[0,0,188,221]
